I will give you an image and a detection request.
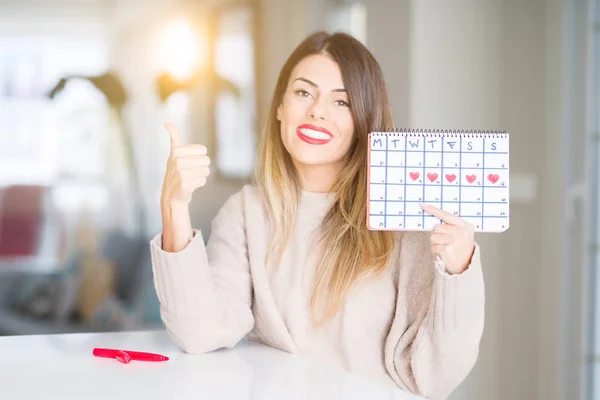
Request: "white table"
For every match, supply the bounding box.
[0,330,423,399]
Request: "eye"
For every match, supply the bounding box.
[295,89,312,98]
[335,100,350,108]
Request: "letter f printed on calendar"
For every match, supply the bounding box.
[367,129,509,232]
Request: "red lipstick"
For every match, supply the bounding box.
[296,124,333,145]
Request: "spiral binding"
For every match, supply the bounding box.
[369,129,508,138]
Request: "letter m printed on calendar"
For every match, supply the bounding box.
[367,130,509,233]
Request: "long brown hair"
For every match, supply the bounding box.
[255,31,396,325]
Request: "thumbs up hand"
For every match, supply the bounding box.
[161,123,211,208]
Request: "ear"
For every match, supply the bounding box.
[276,104,282,121]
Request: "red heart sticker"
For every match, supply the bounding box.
[488,174,500,184]
[445,174,456,183]
[466,174,477,184]
[426,173,438,182]
[409,172,420,181]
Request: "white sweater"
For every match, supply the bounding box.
[150,185,485,400]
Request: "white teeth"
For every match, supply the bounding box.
[299,128,331,140]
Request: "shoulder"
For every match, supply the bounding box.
[215,184,265,219]
[209,185,269,246]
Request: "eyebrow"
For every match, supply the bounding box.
[294,77,346,92]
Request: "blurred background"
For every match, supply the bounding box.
[0,0,596,399]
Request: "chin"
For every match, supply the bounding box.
[292,155,328,166]
[283,136,347,167]
[290,151,341,167]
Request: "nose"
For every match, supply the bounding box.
[309,102,326,120]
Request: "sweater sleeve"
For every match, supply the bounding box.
[149,192,254,354]
[386,243,485,400]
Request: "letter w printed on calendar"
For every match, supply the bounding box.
[367,130,509,232]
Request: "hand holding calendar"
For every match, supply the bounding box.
[421,203,475,274]
[367,129,509,232]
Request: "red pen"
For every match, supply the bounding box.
[114,350,131,364]
[93,348,170,362]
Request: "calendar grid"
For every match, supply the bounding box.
[370,199,507,204]
[403,135,407,228]
[367,131,509,232]
[369,166,508,170]
[422,137,426,228]
[371,150,508,154]
[459,137,462,218]
[482,138,485,230]
[384,135,388,228]
[440,137,444,224]
[370,182,508,188]
[369,214,507,218]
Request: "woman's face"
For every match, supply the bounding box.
[277,54,355,171]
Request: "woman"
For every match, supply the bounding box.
[152,31,484,400]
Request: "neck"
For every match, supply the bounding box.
[294,161,343,193]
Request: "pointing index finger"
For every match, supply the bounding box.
[420,203,464,226]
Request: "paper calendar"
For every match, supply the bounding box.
[367,129,509,232]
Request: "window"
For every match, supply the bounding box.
[0,35,110,188]
[213,6,257,179]
[588,2,600,399]
[327,1,367,45]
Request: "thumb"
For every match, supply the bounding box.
[164,123,182,150]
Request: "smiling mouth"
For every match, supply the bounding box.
[296,124,333,145]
